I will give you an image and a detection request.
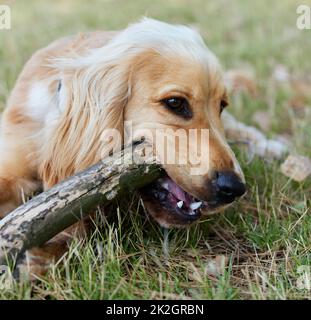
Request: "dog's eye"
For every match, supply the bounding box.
[161,97,192,119]
[220,99,228,114]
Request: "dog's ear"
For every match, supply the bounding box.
[39,61,131,188]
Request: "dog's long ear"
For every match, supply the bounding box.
[39,60,131,188]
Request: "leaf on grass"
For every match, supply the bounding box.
[205,255,228,277]
[281,155,311,182]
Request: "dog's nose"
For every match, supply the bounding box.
[215,171,246,204]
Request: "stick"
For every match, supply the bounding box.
[0,142,161,266]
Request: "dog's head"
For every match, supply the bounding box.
[122,19,245,227]
[48,18,245,228]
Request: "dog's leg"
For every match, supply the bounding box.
[14,173,95,280]
[0,113,87,279]
[0,176,40,218]
[16,220,91,280]
[222,111,288,159]
[0,138,41,218]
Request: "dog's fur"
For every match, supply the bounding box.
[0,18,245,277]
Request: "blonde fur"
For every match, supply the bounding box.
[0,18,245,276]
[37,18,220,187]
[39,61,131,187]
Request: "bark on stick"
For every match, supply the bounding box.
[0,142,160,266]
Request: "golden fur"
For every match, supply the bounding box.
[0,19,244,277]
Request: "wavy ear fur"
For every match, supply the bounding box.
[39,59,131,188]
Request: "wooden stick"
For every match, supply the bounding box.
[0,142,160,266]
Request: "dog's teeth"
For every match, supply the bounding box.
[161,183,169,190]
[190,202,202,210]
[177,200,183,208]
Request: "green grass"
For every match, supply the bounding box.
[0,0,310,300]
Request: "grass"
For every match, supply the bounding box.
[0,0,310,300]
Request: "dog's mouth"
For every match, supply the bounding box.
[140,175,206,227]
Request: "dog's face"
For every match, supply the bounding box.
[124,50,246,228]
[39,19,245,228]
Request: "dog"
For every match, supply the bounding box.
[0,18,246,277]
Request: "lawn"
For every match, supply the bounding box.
[0,0,310,299]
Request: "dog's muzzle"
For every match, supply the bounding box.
[140,170,246,228]
[213,171,246,204]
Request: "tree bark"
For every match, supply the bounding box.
[0,142,160,266]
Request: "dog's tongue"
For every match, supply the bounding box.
[159,177,189,203]
[158,177,203,214]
